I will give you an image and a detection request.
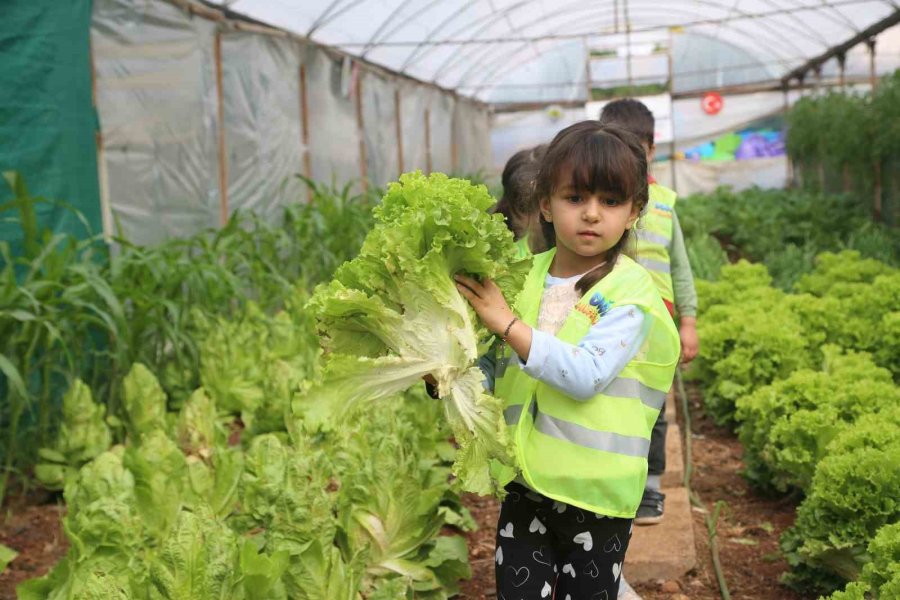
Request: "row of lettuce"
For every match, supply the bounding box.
[10,172,526,598]
[687,249,900,598]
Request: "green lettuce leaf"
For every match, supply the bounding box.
[300,172,527,495]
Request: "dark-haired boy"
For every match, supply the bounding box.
[600,98,700,526]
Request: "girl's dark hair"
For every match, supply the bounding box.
[493,144,547,240]
[535,121,648,294]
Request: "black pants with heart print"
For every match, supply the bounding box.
[495,482,633,600]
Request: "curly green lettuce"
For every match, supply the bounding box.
[299,172,528,495]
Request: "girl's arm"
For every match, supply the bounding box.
[453,274,648,400]
[518,305,647,400]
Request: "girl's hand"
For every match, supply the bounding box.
[454,274,516,335]
[679,317,699,365]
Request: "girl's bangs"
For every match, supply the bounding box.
[550,132,640,201]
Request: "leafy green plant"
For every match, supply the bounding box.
[302,172,528,495]
[781,420,900,595]
[736,346,899,492]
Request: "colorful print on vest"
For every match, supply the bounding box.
[493,248,680,518]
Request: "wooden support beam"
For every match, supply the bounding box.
[214,30,229,226]
[395,88,404,174]
[781,9,900,85]
[299,62,313,201]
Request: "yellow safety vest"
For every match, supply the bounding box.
[494,249,680,517]
[514,235,532,259]
[634,183,677,303]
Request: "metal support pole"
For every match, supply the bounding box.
[354,62,368,191]
[624,0,633,88]
[667,28,677,193]
[837,52,846,90]
[867,38,877,90]
[424,108,433,174]
[394,88,404,174]
[783,84,793,188]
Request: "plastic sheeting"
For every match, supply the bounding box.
[652,156,789,196]
[398,81,431,173]
[221,32,305,222]
[361,70,401,188]
[454,100,492,175]
[428,92,456,174]
[89,0,492,244]
[303,45,364,190]
[92,0,222,246]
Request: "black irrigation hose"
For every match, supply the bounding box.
[675,368,732,600]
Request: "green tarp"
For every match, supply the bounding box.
[0,2,102,254]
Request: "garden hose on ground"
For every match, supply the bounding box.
[675,368,732,600]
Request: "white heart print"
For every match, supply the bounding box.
[562,563,576,578]
[584,559,600,578]
[541,581,552,598]
[499,523,514,538]
[573,531,593,551]
[495,546,503,565]
[533,547,552,566]
[552,501,566,513]
[529,517,547,535]
[612,561,622,581]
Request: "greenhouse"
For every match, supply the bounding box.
[1,1,899,599]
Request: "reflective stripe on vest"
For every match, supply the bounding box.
[635,230,670,247]
[504,377,665,423]
[637,257,672,274]
[602,377,667,411]
[504,399,651,458]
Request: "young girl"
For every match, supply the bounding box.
[456,121,680,599]
[494,144,548,256]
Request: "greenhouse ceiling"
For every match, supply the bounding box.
[208,0,900,102]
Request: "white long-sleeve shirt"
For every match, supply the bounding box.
[481,271,649,399]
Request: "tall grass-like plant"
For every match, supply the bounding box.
[0,173,125,504]
[1,172,377,504]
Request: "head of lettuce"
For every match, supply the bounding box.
[297,172,529,496]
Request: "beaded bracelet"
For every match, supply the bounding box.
[502,317,519,341]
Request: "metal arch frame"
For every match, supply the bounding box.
[307,0,351,35]
[394,0,847,75]
[779,0,860,32]
[454,20,791,97]
[420,0,822,81]
[359,0,445,58]
[399,0,535,72]
[442,4,811,88]
[461,28,798,101]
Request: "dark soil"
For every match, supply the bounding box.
[0,489,67,599]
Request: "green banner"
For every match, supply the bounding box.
[0,2,102,254]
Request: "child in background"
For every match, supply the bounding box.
[456,121,680,599]
[600,98,700,526]
[493,144,548,257]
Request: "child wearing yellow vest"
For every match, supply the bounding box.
[493,144,548,258]
[600,99,700,527]
[456,122,680,599]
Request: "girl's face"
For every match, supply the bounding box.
[540,182,639,265]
